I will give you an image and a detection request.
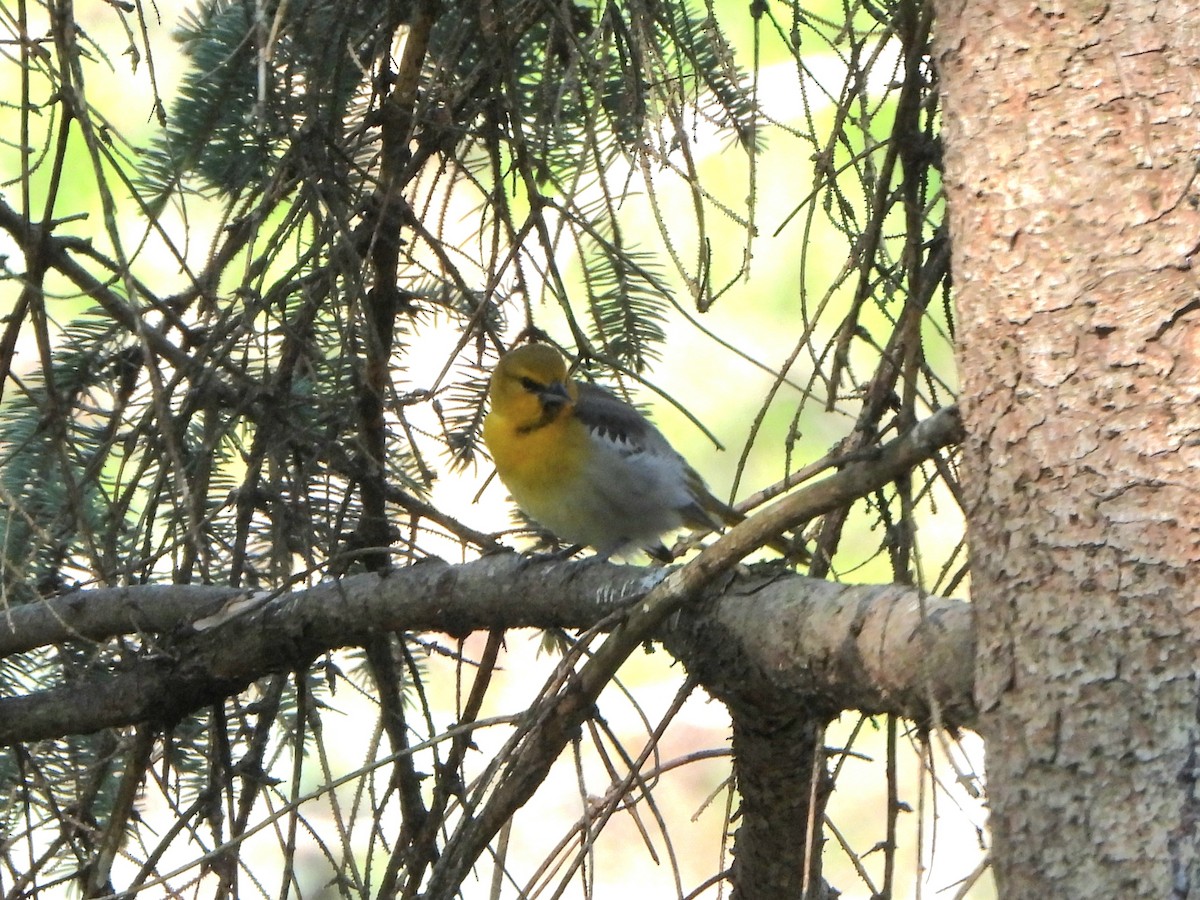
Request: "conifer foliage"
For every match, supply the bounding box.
[0,0,967,896]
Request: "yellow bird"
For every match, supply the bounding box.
[482,343,787,560]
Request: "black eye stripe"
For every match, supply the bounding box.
[519,376,542,392]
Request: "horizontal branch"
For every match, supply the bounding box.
[663,574,975,728]
[0,584,241,657]
[0,554,974,745]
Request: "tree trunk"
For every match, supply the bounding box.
[933,1,1200,896]
[728,712,831,900]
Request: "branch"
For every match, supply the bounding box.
[664,575,975,727]
[0,555,972,745]
[0,584,240,657]
[729,404,965,559]
[0,197,192,374]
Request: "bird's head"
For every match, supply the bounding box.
[488,344,578,426]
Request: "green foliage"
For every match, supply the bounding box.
[582,237,669,372]
[139,0,391,207]
[656,0,760,150]
[0,314,129,601]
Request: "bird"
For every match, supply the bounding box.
[482,343,797,561]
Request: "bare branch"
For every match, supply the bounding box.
[0,554,972,746]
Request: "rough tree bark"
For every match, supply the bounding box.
[934,2,1200,896]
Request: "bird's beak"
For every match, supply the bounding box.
[538,381,573,411]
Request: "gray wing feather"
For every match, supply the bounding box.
[574,383,674,456]
[574,381,721,531]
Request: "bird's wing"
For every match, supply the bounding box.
[573,382,675,457]
[575,381,808,560]
[574,381,721,530]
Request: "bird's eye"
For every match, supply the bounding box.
[519,376,542,392]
